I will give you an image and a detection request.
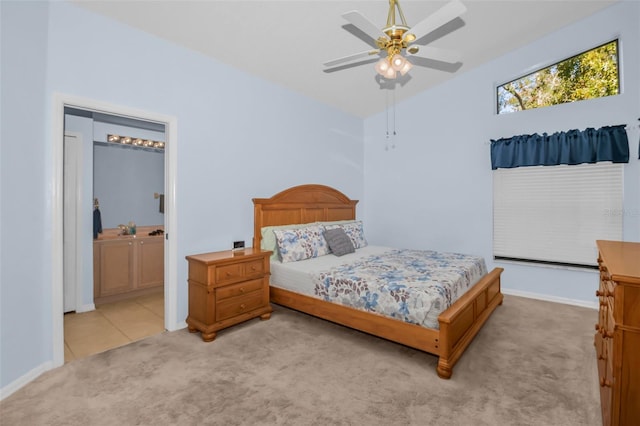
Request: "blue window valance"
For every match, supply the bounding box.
[490,125,629,170]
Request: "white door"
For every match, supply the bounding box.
[63,133,82,313]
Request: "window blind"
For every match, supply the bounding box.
[493,162,623,267]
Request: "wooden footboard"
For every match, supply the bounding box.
[436,267,504,378]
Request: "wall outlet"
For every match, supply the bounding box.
[233,240,245,251]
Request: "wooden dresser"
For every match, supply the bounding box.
[595,240,640,426]
[186,248,272,342]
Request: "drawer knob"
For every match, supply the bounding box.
[598,288,615,297]
[600,377,612,387]
[595,324,600,331]
[239,304,246,310]
[239,287,245,293]
[226,272,232,277]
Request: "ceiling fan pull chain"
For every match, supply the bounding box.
[385,89,389,150]
[392,88,397,149]
[393,88,397,135]
[384,88,397,151]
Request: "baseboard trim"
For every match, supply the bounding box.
[0,360,53,401]
[502,288,598,310]
[171,320,188,332]
[76,303,95,313]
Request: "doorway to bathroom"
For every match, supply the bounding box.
[63,108,167,362]
[52,94,178,367]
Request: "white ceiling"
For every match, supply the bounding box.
[72,0,618,118]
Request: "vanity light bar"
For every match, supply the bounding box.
[107,134,165,150]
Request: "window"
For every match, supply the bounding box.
[497,40,619,114]
[493,163,623,268]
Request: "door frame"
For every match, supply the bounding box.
[51,93,179,368]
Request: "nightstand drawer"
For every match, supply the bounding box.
[215,259,265,285]
[216,278,264,301]
[243,259,265,277]
[216,291,264,322]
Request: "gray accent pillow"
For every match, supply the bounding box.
[324,228,355,256]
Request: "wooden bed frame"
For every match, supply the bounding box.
[253,184,504,379]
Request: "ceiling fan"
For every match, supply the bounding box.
[324,0,467,79]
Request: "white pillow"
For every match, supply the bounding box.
[261,222,314,260]
[273,225,330,263]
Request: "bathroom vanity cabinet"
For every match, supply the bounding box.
[93,234,164,303]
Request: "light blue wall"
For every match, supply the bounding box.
[1,0,52,393]
[363,1,640,306]
[1,0,363,391]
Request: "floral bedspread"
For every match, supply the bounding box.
[313,249,487,329]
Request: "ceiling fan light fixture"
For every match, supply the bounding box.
[375,57,391,75]
[399,60,412,76]
[383,65,397,79]
[390,53,406,71]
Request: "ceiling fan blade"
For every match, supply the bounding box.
[406,46,461,64]
[324,49,381,67]
[404,0,467,43]
[342,10,388,41]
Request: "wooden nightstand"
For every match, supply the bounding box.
[186,248,272,342]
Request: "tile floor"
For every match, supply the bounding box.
[64,291,165,363]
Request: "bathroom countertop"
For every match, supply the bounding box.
[95,226,164,241]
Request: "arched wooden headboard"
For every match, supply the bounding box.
[252,184,358,249]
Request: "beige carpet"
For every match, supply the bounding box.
[1,295,600,425]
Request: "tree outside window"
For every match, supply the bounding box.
[497,40,619,114]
